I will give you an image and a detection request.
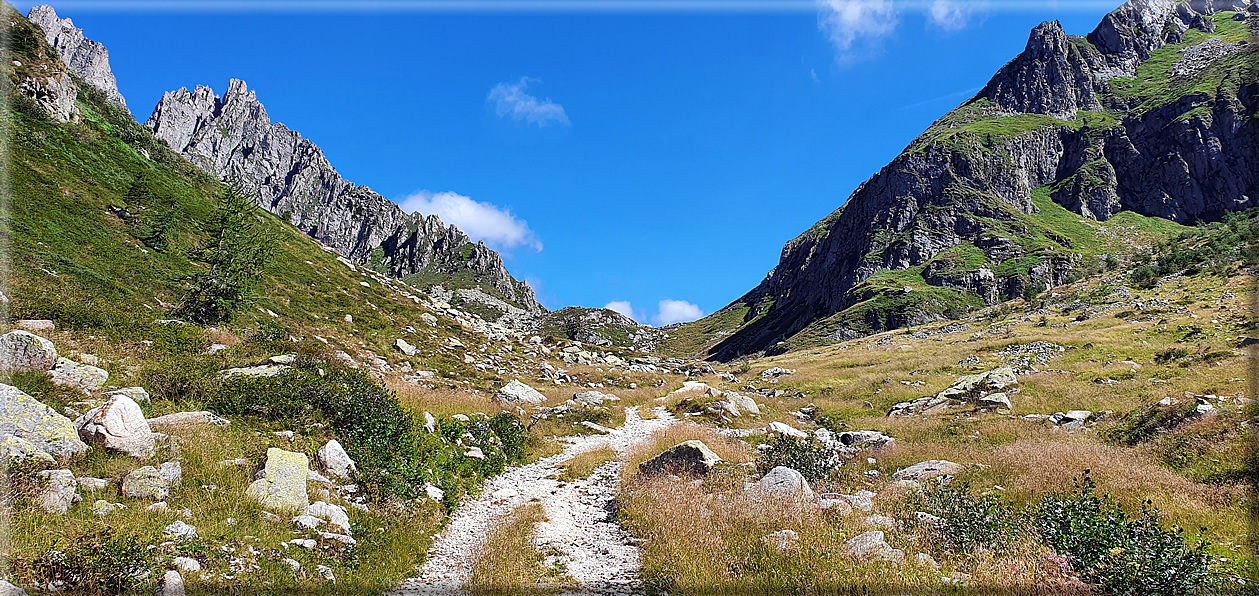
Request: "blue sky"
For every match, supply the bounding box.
[22,0,1119,324]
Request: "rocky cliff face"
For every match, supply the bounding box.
[143,79,542,313]
[709,0,1258,359]
[26,5,126,109]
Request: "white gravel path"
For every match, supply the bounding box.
[393,405,676,595]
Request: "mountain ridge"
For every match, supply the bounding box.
[699,0,1258,360]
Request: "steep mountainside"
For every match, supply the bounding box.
[701,0,1257,360]
[143,79,543,314]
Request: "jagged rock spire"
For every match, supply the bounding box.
[26,5,126,109]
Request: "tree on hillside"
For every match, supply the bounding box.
[175,183,278,325]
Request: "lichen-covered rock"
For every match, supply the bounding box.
[50,357,109,392]
[316,439,357,480]
[639,440,723,477]
[122,466,170,500]
[493,380,547,404]
[757,466,815,500]
[245,448,310,511]
[74,395,154,457]
[303,501,351,534]
[0,434,55,465]
[105,387,150,403]
[0,331,58,373]
[0,384,87,460]
[37,469,79,514]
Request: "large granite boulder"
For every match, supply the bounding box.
[758,466,815,500]
[0,383,87,460]
[0,331,58,373]
[492,380,547,404]
[75,395,154,458]
[639,440,723,477]
[245,448,310,511]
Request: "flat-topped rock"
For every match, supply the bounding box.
[492,380,546,404]
[75,394,154,457]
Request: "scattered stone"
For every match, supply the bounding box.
[0,383,87,459]
[291,538,317,550]
[423,412,437,433]
[832,490,876,512]
[164,521,198,540]
[293,514,323,530]
[394,339,417,356]
[492,380,547,404]
[0,330,58,373]
[424,483,445,502]
[836,430,895,450]
[269,354,297,364]
[761,529,799,551]
[766,421,808,439]
[760,367,795,378]
[304,501,351,534]
[245,448,310,511]
[914,552,939,568]
[146,501,170,513]
[865,514,897,529]
[464,446,485,459]
[818,497,854,514]
[50,357,109,392]
[844,530,904,564]
[16,320,54,332]
[0,580,27,596]
[317,439,357,480]
[122,466,171,500]
[105,387,151,403]
[147,411,230,430]
[891,460,964,485]
[316,565,335,581]
[219,365,288,379]
[173,557,201,572]
[77,476,108,491]
[638,440,723,476]
[978,392,1012,410]
[158,570,185,596]
[283,558,302,575]
[75,394,155,458]
[757,466,815,500]
[38,469,79,514]
[92,499,118,515]
[160,461,182,485]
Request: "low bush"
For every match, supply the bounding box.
[1036,471,1215,595]
[755,435,845,481]
[31,527,155,594]
[907,481,1023,553]
[211,359,529,507]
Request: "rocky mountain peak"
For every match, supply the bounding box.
[144,79,543,314]
[980,20,1104,119]
[26,5,126,109]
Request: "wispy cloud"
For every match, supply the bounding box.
[487,77,570,127]
[817,0,898,62]
[652,299,704,326]
[43,1,1116,14]
[928,0,983,30]
[399,190,543,252]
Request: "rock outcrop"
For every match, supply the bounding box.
[708,0,1258,359]
[26,5,127,108]
[246,447,310,511]
[142,79,541,313]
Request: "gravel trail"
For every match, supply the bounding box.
[393,405,676,595]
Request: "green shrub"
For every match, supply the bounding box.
[32,527,155,594]
[756,435,844,481]
[211,360,529,506]
[907,481,1023,553]
[1036,472,1215,595]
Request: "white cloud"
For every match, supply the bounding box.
[817,0,899,61]
[928,0,970,30]
[652,299,704,326]
[603,300,638,322]
[487,77,570,127]
[399,190,542,252]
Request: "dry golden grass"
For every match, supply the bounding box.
[387,380,509,418]
[468,502,559,596]
[621,423,756,484]
[557,447,617,482]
